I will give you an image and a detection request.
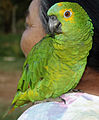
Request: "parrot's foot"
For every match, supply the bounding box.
[69,89,84,93]
[59,96,66,104]
[45,97,66,104]
[32,97,66,105]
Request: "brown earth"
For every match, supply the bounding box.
[0,71,21,102]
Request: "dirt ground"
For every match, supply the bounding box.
[0,71,21,102]
[0,70,25,120]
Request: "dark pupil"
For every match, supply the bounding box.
[65,11,70,17]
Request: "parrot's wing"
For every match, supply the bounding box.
[17,36,53,92]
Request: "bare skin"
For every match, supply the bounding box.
[21,0,99,96]
[21,0,46,56]
[76,67,99,96]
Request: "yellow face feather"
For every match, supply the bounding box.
[58,3,63,6]
[57,2,75,23]
[59,8,75,23]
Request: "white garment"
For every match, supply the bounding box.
[18,93,99,120]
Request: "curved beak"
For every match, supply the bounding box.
[48,15,62,34]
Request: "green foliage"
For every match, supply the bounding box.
[0,0,13,21]
[0,0,32,33]
[0,0,13,32]
[0,33,24,57]
[16,19,25,33]
[0,58,25,72]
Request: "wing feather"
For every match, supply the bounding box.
[17,36,53,92]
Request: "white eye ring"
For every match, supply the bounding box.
[64,10,72,18]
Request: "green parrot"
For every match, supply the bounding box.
[12,2,94,109]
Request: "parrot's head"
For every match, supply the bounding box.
[47,2,94,41]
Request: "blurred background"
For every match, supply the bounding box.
[0,0,32,119]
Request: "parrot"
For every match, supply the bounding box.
[40,0,99,69]
[11,2,94,109]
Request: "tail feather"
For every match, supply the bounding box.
[2,103,15,118]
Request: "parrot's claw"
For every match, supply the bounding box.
[59,96,66,104]
[44,97,64,103]
[32,97,66,105]
[45,97,66,104]
[69,89,84,93]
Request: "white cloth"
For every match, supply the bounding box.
[18,93,99,120]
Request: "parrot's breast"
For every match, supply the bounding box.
[44,48,86,98]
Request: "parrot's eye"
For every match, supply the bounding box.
[64,11,72,18]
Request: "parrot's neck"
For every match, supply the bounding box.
[52,33,92,63]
